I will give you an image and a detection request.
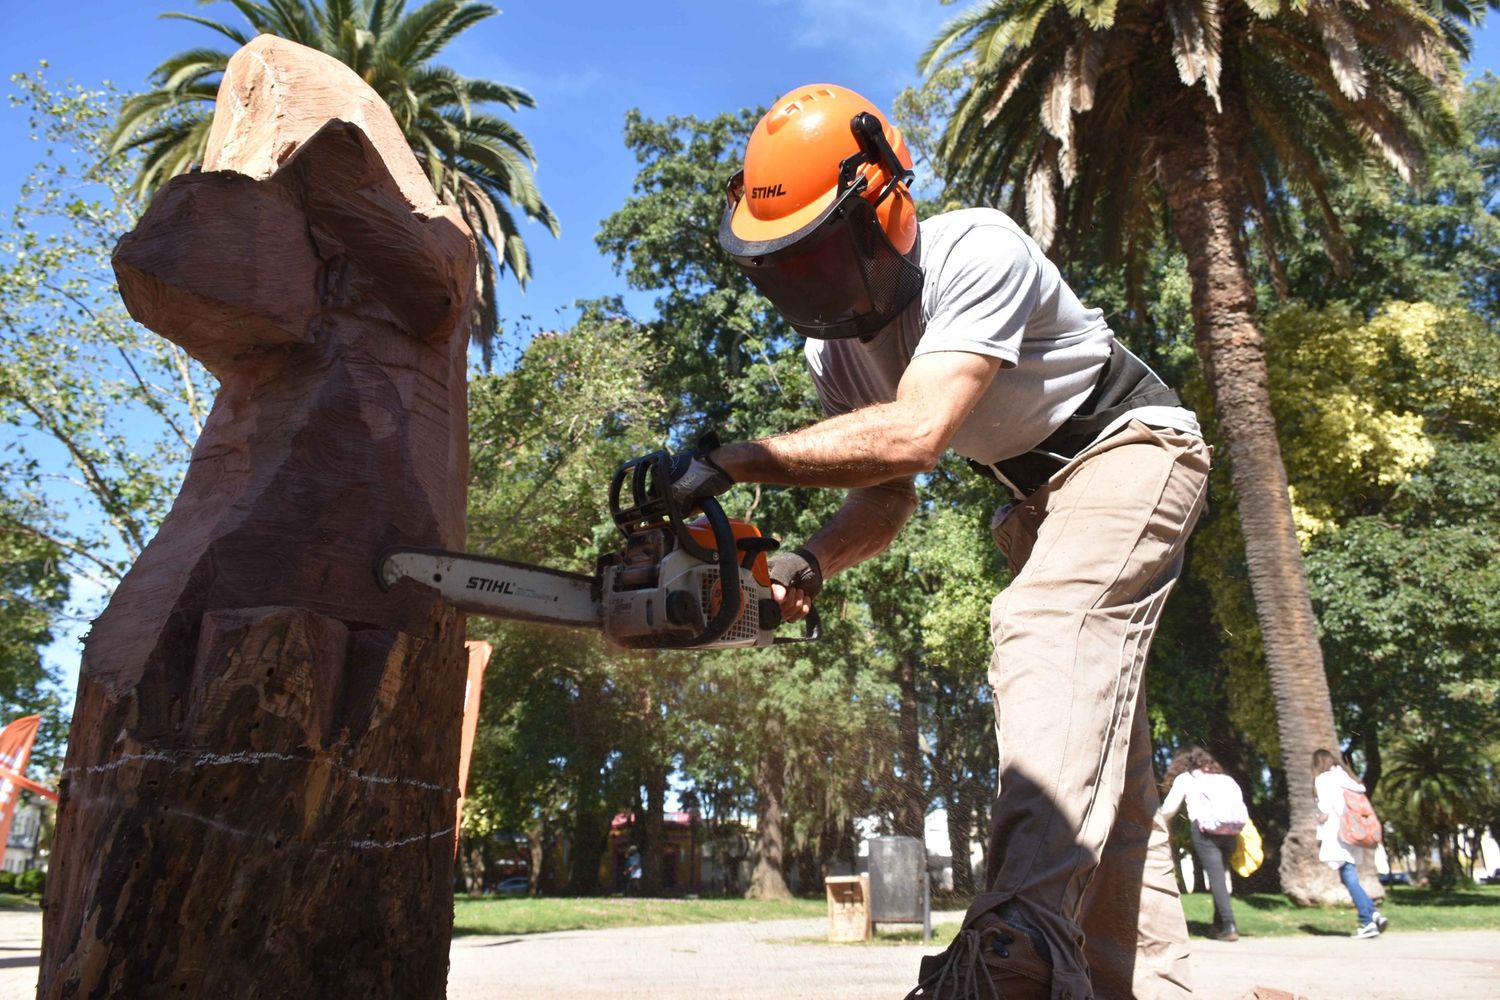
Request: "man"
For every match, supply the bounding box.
[671,84,1208,1000]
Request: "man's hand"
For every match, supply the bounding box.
[768,548,822,623]
[667,447,734,513]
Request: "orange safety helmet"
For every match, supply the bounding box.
[719,84,924,340]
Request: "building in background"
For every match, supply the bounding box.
[3,799,47,874]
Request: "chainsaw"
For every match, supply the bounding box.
[378,449,819,649]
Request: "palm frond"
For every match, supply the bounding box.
[411,65,474,122]
[369,0,406,36]
[1041,59,1074,147]
[461,79,535,111]
[213,0,279,33]
[1311,0,1368,99]
[153,48,233,91]
[378,0,463,66]
[439,111,538,164]
[925,0,1465,312]
[160,12,251,46]
[261,0,322,43]
[317,0,356,38]
[1071,29,1103,111]
[1164,0,1223,110]
[1025,142,1060,247]
[413,2,497,63]
[977,55,1037,126]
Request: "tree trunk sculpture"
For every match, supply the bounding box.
[40,35,476,998]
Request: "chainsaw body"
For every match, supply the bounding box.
[377,447,816,650]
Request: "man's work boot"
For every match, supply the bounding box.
[904,911,1051,1000]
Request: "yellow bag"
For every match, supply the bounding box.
[1231,818,1264,878]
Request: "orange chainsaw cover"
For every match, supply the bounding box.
[686,518,773,586]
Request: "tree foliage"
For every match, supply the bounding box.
[921,0,1460,272]
[1,70,215,769]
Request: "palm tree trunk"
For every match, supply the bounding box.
[1157,93,1343,906]
[747,713,793,900]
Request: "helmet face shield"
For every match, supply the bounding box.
[720,171,922,340]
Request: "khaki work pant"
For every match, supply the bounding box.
[980,421,1209,1000]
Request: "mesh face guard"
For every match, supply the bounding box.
[720,113,924,340]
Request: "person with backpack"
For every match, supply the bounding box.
[1313,748,1390,939]
[1159,746,1249,941]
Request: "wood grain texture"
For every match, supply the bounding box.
[39,35,477,999]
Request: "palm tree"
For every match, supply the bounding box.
[1379,727,1498,885]
[922,0,1465,902]
[112,0,559,364]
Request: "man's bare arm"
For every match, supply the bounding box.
[770,476,918,622]
[710,351,1004,487]
[804,478,919,578]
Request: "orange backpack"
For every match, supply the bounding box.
[1340,789,1383,848]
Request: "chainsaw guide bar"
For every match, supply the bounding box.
[378,547,601,630]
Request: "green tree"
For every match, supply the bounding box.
[0,505,70,772]
[2,71,210,585]
[1,70,215,763]
[463,303,668,894]
[1277,73,1500,315]
[923,0,1464,902]
[596,108,778,428]
[110,0,558,362]
[1377,726,1500,886]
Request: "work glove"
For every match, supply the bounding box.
[767,547,823,600]
[666,434,735,514]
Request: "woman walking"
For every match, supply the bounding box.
[1159,746,1249,941]
[1313,748,1390,939]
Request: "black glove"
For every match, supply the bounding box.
[667,436,734,513]
[768,547,823,599]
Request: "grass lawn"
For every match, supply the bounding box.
[1180,884,1500,938]
[452,895,825,936]
[817,884,1500,947]
[0,893,39,911]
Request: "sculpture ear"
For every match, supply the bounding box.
[111,171,319,376]
[271,119,472,344]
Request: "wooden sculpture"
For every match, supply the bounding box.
[39,35,476,998]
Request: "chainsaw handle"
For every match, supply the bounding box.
[609,449,717,564]
[773,605,821,644]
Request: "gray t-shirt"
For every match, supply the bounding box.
[805,207,1199,466]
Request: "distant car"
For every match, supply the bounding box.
[494,876,531,896]
[1378,871,1413,886]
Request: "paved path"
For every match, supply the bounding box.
[5,906,1499,998]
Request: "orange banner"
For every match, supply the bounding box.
[454,642,493,853]
[0,715,44,854]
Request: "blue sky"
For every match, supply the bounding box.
[9,1,1492,350]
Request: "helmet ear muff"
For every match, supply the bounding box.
[843,112,917,256]
[885,188,918,257]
